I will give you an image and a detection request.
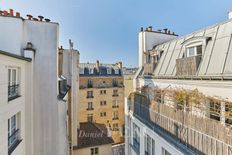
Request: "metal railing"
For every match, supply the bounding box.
[8,84,20,101]
[8,129,21,154]
[130,101,232,155]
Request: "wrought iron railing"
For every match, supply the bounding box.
[8,129,21,154]
[8,84,20,101]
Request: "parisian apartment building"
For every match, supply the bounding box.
[78,61,125,146]
[0,9,79,155]
[125,11,232,155]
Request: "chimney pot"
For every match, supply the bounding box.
[38,15,44,21]
[149,26,152,31]
[16,12,20,17]
[163,28,168,33]
[9,9,13,16]
[33,18,38,21]
[27,14,33,20]
[145,27,148,31]
[45,18,51,22]
[4,10,8,16]
[228,10,232,19]
[168,30,171,34]
[157,29,162,32]
[141,27,143,32]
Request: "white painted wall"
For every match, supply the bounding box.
[62,48,80,146]
[0,16,67,155]
[138,31,178,67]
[0,54,29,155]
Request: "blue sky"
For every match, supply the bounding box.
[1,0,232,67]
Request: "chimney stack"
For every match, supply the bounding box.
[149,26,152,32]
[117,61,123,69]
[96,60,100,71]
[145,27,148,31]
[168,30,171,34]
[9,9,13,16]
[228,10,232,19]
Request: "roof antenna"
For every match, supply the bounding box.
[69,39,74,50]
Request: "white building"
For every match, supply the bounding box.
[126,12,232,155]
[0,9,79,155]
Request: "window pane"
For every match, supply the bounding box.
[12,69,16,85]
[197,45,202,55]
[8,69,11,85]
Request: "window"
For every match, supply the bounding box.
[100,101,107,106]
[80,68,84,74]
[91,147,99,155]
[8,68,20,101]
[185,45,202,57]
[89,68,94,74]
[107,68,112,74]
[100,90,106,94]
[100,112,106,117]
[112,100,119,108]
[112,111,118,120]
[115,69,119,74]
[87,102,93,110]
[112,79,118,87]
[87,114,93,122]
[145,135,155,155]
[8,113,21,153]
[162,148,171,155]
[113,123,119,131]
[133,123,140,152]
[87,79,93,88]
[87,91,93,98]
[113,89,118,96]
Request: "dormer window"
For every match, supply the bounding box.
[185,45,202,57]
[89,68,94,74]
[107,68,112,74]
[115,69,119,74]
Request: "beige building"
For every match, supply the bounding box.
[78,61,125,144]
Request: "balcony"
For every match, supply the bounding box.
[144,63,157,75]
[112,105,119,108]
[8,84,20,101]
[86,108,94,111]
[86,96,94,99]
[8,129,22,155]
[128,93,232,155]
[176,55,201,76]
[112,117,119,120]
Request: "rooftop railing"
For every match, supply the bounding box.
[129,94,232,155]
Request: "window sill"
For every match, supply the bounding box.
[8,139,22,155]
[8,95,21,102]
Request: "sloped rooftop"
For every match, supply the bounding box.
[150,18,232,79]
